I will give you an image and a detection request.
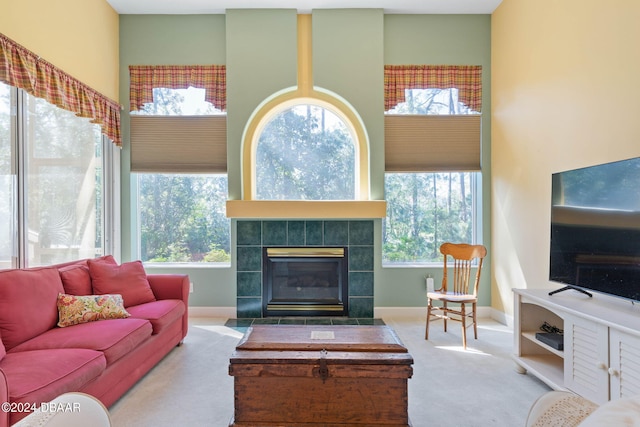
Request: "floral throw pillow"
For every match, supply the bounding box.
[57,293,130,327]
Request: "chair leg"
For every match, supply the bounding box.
[473,302,478,339]
[425,300,431,340]
[443,301,448,332]
[461,303,467,349]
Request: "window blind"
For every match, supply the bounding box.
[384,115,481,172]
[130,115,227,173]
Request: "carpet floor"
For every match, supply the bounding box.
[109,316,551,427]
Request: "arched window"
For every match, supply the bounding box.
[255,102,356,200]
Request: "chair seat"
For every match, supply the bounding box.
[427,291,477,303]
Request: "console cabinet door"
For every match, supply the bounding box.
[609,328,640,401]
[564,315,609,404]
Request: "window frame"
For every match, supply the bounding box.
[1,84,118,269]
[382,84,483,267]
[130,86,231,267]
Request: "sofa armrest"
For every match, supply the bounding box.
[147,274,190,302]
[0,368,9,427]
[147,274,190,339]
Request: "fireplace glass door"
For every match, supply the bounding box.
[263,248,348,316]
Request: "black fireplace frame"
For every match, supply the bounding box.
[262,247,349,317]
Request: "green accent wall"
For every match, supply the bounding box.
[225,9,298,201]
[118,12,491,310]
[313,9,385,200]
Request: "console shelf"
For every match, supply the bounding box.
[521,332,564,358]
[515,354,564,390]
[513,288,640,404]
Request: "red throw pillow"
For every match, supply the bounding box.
[88,260,156,307]
[59,256,117,295]
[59,265,92,295]
[93,255,118,265]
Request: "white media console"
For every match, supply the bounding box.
[513,288,640,404]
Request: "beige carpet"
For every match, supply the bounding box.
[109,316,551,427]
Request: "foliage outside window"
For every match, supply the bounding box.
[256,104,356,200]
[133,87,230,263]
[384,88,479,264]
[138,173,229,263]
[0,82,105,268]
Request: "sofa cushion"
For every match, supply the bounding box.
[57,293,130,327]
[0,335,5,361]
[126,300,185,335]
[58,256,118,296]
[58,265,92,295]
[9,318,153,365]
[0,267,64,350]
[0,348,105,402]
[88,260,156,307]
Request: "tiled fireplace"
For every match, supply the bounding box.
[236,220,374,318]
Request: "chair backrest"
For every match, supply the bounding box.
[440,243,487,296]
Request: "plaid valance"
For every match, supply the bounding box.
[0,33,122,145]
[129,65,226,112]
[384,65,482,113]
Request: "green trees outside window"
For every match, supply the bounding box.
[256,104,355,200]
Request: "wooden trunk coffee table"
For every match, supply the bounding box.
[228,324,413,427]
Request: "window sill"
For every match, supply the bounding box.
[143,262,231,269]
[226,200,387,219]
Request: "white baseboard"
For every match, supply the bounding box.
[374,307,426,318]
[374,306,506,324]
[189,306,236,318]
[188,306,509,326]
[491,308,513,327]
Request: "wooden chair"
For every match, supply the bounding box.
[425,242,487,349]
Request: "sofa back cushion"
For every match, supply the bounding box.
[0,267,64,350]
[88,260,156,307]
[58,255,118,296]
[58,264,92,295]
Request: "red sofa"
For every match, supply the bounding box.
[0,256,189,426]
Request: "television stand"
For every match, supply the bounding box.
[548,285,592,298]
[513,288,640,404]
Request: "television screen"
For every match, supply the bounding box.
[549,157,640,302]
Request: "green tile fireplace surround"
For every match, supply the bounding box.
[236,220,374,318]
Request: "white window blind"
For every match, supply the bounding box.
[130,115,227,173]
[384,115,481,172]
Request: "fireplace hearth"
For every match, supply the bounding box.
[263,247,348,317]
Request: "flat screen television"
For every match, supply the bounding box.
[549,156,640,302]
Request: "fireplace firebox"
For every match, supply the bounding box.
[263,247,348,317]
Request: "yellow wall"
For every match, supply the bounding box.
[0,0,119,101]
[491,0,640,316]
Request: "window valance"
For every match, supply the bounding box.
[384,65,482,113]
[129,65,226,112]
[0,33,121,145]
